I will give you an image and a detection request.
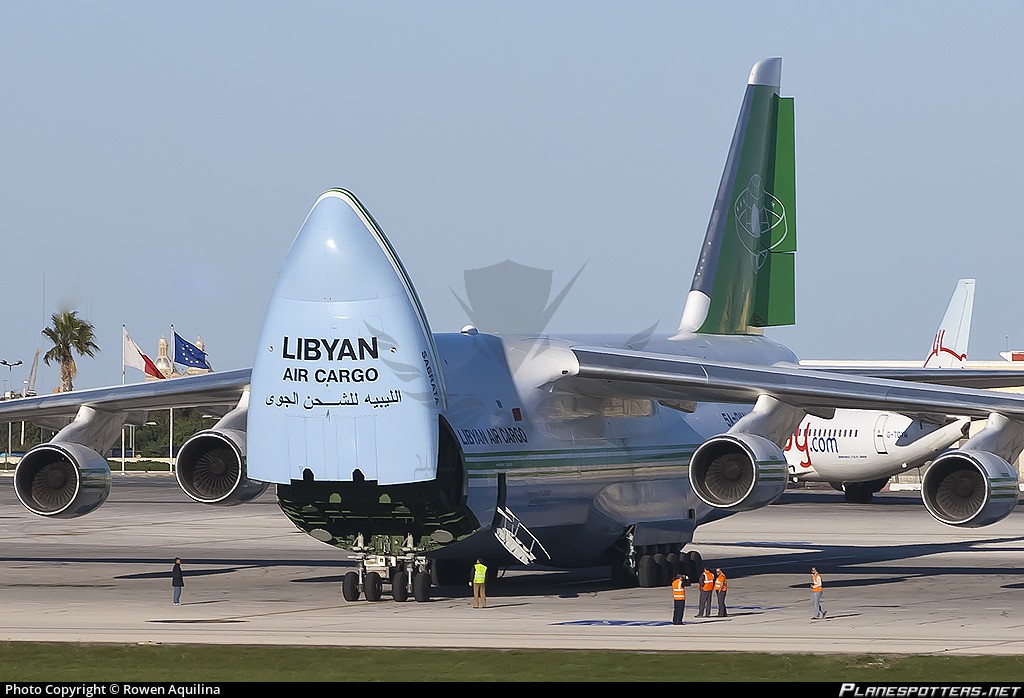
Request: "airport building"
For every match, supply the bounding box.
[151,335,213,379]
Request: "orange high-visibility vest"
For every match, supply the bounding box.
[811,573,822,592]
[672,578,685,600]
[714,572,727,591]
[701,569,714,591]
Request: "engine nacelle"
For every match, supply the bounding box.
[14,443,111,519]
[922,449,1019,528]
[690,433,788,511]
[176,428,268,505]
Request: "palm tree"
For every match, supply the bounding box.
[42,311,100,393]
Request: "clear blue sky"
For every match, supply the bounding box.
[2,2,1021,391]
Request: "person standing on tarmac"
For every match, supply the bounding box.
[714,567,728,617]
[171,557,184,606]
[471,558,488,609]
[671,573,686,625]
[697,567,714,617]
[811,566,827,620]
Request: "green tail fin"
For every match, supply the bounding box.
[676,58,797,336]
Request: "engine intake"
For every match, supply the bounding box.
[176,428,268,505]
[922,449,1019,527]
[690,433,788,511]
[14,443,111,518]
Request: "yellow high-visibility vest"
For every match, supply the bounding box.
[474,563,488,584]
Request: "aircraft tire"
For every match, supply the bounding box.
[637,555,657,588]
[829,482,845,493]
[364,571,383,602]
[666,552,681,577]
[413,570,431,602]
[867,477,889,494]
[844,483,873,504]
[652,553,668,586]
[392,570,409,602]
[342,571,360,602]
[686,550,703,584]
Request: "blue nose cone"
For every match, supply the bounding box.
[248,189,444,487]
[277,190,408,303]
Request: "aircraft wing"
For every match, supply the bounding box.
[564,346,1024,419]
[0,368,251,422]
[799,365,1024,389]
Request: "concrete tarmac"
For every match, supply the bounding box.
[2,472,1024,656]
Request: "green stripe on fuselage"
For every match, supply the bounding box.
[463,445,697,475]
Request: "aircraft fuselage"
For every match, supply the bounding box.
[275,329,796,570]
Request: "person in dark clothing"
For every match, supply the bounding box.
[171,557,184,605]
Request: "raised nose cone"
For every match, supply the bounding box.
[247,189,444,487]
[276,189,408,303]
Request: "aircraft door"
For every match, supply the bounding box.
[874,414,888,454]
[492,473,550,565]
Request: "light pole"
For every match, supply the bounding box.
[0,359,22,466]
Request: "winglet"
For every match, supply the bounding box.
[923,279,975,368]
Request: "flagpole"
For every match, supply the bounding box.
[121,325,126,473]
[169,323,174,473]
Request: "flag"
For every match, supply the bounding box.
[173,332,211,370]
[123,328,164,380]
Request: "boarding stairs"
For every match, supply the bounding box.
[493,506,550,564]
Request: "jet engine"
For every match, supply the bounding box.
[689,433,788,511]
[921,450,1019,528]
[175,428,268,505]
[14,443,111,519]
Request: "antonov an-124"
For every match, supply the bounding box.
[6,58,1024,602]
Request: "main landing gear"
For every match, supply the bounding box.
[341,533,434,603]
[612,540,704,588]
[832,478,889,504]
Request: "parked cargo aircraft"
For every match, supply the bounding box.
[8,58,1024,603]
[786,279,976,503]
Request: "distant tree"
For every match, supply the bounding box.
[133,408,212,457]
[42,311,100,393]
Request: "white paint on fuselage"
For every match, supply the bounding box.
[782,410,968,484]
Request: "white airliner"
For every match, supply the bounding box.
[6,58,1024,603]
[787,279,976,503]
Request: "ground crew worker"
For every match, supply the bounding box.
[671,573,686,625]
[811,566,826,619]
[714,567,728,617]
[472,558,488,608]
[697,567,714,617]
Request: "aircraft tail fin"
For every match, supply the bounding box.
[677,57,796,336]
[923,279,975,368]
